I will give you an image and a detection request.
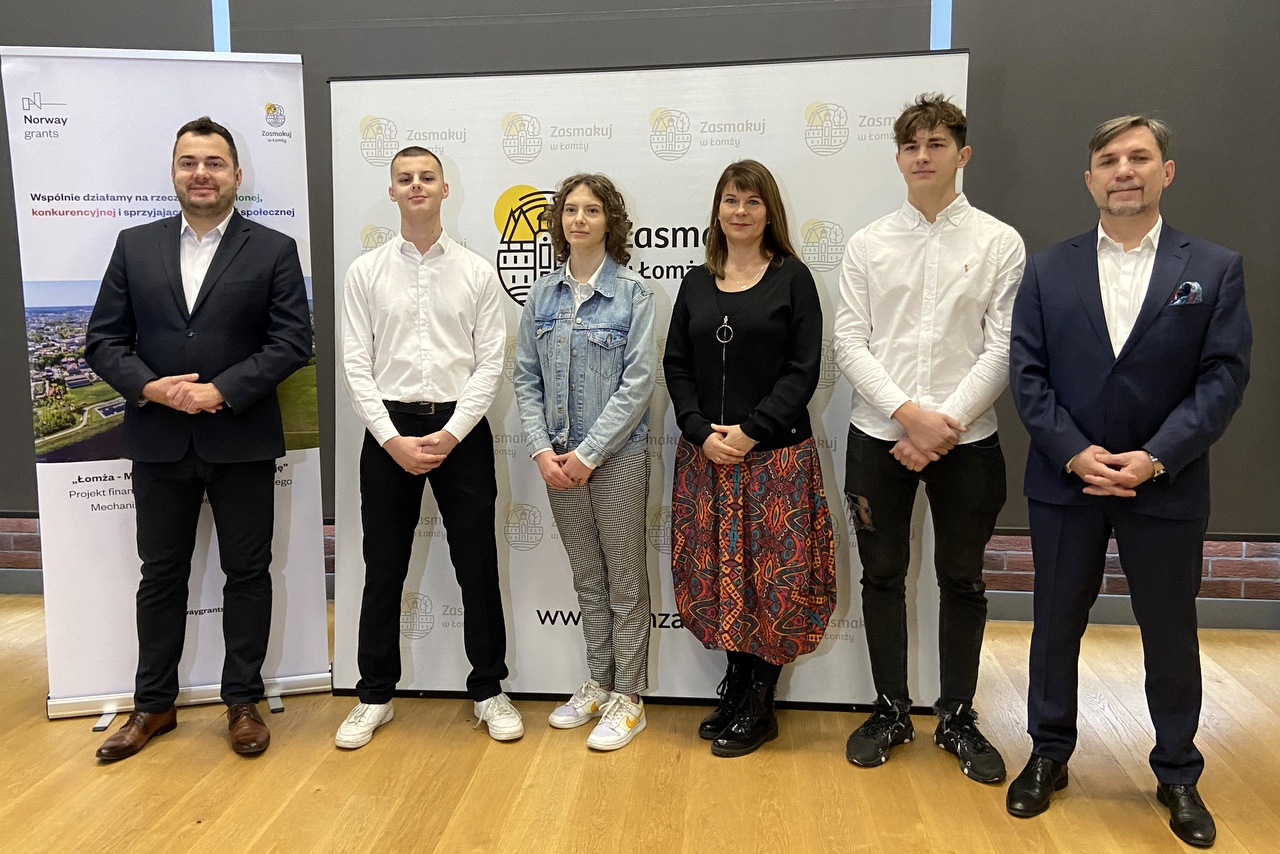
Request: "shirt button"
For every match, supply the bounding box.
[186,329,194,338]
[575,318,583,324]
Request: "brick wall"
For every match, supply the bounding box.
[6,520,1278,601]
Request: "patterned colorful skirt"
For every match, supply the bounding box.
[670,436,837,665]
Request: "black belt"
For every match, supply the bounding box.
[384,400,457,416]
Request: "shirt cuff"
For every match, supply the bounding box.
[531,447,552,460]
[572,449,598,470]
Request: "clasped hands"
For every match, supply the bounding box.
[1068,445,1156,497]
[537,450,594,490]
[701,423,757,466]
[889,402,967,472]
[143,373,224,414]
[383,431,458,475]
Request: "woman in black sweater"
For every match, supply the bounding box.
[664,160,837,757]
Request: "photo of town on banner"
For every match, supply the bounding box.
[26,279,318,462]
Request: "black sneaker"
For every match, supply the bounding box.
[846,697,914,766]
[934,703,1006,783]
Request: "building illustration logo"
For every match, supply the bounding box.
[803,103,850,156]
[505,503,544,551]
[503,336,517,384]
[400,593,434,639]
[502,113,542,164]
[818,338,841,389]
[264,103,286,127]
[360,225,395,253]
[649,108,692,160]
[800,219,845,272]
[647,506,672,554]
[359,116,399,166]
[654,337,667,388]
[494,185,555,305]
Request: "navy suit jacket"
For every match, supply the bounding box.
[1009,223,1250,520]
[85,211,313,464]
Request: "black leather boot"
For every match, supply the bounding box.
[711,681,778,757]
[698,658,752,739]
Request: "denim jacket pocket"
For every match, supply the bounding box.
[586,327,628,379]
[534,319,557,365]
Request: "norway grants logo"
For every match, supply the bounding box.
[800,219,845,272]
[504,503,544,551]
[400,593,434,639]
[502,113,542,164]
[494,185,555,305]
[360,225,395,253]
[359,116,399,166]
[649,108,692,161]
[264,103,286,127]
[804,103,849,156]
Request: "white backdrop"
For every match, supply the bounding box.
[1,47,330,717]
[330,53,969,704]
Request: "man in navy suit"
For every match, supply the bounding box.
[1006,116,1250,848]
[86,117,313,761]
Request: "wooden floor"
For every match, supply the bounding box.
[1,594,1278,853]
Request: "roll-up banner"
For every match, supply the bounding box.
[1,46,329,718]
[330,52,969,704]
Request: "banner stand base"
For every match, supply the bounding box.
[47,672,331,720]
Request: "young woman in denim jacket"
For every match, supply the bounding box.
[513,174,657,751]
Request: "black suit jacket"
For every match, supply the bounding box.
[86,211,313,463]
[1009,223,1251,520]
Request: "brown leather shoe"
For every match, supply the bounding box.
[95,707,177,761]
[227,703,270,755]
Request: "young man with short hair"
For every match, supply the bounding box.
[833,94,1025,782]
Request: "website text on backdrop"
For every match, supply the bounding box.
[85,117,313,760]
[337,146,519,748]
[512,173,657,751]
[1006,116,1251,849]
[664,159,837,758]
[833,94,1025,781]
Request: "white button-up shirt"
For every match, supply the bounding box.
[833,194,1026,443]
[1097,217,1162,356]
[179,210,234,313]
[341,230,506,446]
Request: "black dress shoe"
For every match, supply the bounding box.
[710,681,778,757]
[1157,783,1216,848]
[1006,754,1068,817]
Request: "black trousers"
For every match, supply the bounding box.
[356,413,507,703]
[844,426,1006,708]
[131,449,276,711]
[1027,499,1207,784]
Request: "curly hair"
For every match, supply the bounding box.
[544,173,632,265]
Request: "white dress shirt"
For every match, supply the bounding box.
[179,210,234,313]
[833,194,1026,443]
[342,230,506,446]
[1097,217,1162,356]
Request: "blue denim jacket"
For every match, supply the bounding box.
[513,256,656,466]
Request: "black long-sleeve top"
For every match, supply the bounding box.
[663,256,823,452]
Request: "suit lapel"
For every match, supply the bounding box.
[1069,231,1111,354]
[157,216,188,321]
[1116,223,1191,362]
[190,211,250,318]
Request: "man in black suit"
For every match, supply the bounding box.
[86,117,312,760]
[1007,116,1250,848]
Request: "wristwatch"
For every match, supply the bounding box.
[1146,451,1166,478]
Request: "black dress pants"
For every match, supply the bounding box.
[844,426,1006,708]
[356,413,508,703]
[1027,499,1207,784]
[132,448,277,711]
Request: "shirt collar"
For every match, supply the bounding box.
[180,209,234,240]
[397,228,453,260]
[560,255,616,298]
[1096,216,1163,254]
[896,193,971,229]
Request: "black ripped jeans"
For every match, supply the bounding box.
[844,424,1006,709]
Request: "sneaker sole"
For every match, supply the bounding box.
[548,710,603,730]
[334,709,394,750]
[846,733,913,767]
[587,716,646,751]
[483,724,525,741]
[933,732,1006,784]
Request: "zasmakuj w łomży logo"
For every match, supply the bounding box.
[360,116,399,166]
[505,504,544,551]
[800,219,845,272]
[804,103,849,156]
[494,185,555,305]
[502,113,542,164]
[649,108,692,160]
[264,103,286,127]
[400,593,434,639]
[360,225,395,253]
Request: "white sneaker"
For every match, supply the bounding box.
[586,694,646,751]
[474,693,524,741]
[334,701,394,749]
[548,679,612,729]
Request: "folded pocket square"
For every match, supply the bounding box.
[1169,281,1203,305]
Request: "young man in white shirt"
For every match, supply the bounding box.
[833,95,1025,782]
[336,146,520,746]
